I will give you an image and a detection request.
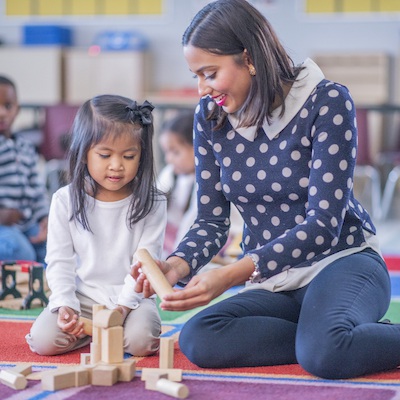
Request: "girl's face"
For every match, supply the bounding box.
[0,84,19,138]
[183,45,252,114]
[160,131,195,175]
[86,131,141,202]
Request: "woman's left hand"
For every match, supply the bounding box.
[160,268,231,311]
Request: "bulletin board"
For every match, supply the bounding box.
[305,0,400,14]
[5,0,163,16]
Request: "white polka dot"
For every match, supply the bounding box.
[259,143,268,153]
[331,217,338,227]
[257,204,266,213]
[246,184,256,193]
[200,195,210,204]
[295,215,304,224]
[263,195,273,202]
[335,189,343,199]
[282,167,292,177]
[346,235,354,245]
[279,140,287,150]
[270,156,278,165]
[257,170,266,180]
[315,236,324,245]
[197,230,208,236]
[323,173,334,183]
[223,184,230,193]
[199,146,208,155]
[227,130,235,140]
[319,200,330,209]
[246,157,255,167]
[299,177,309,188]
[273,243,284,253]
[271,182,282,192]
[313,159,322,169]
[328,89,339,97]
[291,151,301,161]
[281,203,290,212]
[333,114,343,125]
[339,160,348,170]
[292,249,301,258]
[213,207,223,216]
[232,171,242,181]
[251,216,258,226]
[300,108,309,118]
[271,216,280,226]
[328,144,339,155]
[236,143,245,153]
[187,242,197,247]
[201,170,211,179]
[267,261,277,270]
[309,186,317,196]
[289,193,299,201]
[238,196,248,203]
[263,230,271,240]
[296,231,307,240]
[345,100,352,110]
[223,157,231,167]
[301,137,311,147]
[319,106,329,116]
[318,132,328,142]
[345,130,352,141]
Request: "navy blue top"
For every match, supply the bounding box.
[171,70,376,284]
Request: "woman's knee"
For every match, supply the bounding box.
[179,314,220,368]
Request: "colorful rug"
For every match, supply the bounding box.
[0,261,399,400]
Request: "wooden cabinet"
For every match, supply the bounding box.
[63,48,148,104]
[0,46,63,104]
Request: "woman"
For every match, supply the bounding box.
[134,0,397,379]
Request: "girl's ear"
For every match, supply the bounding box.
[243,49,253,66]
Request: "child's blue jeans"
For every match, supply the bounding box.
[0,224,46,264]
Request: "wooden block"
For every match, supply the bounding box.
[113,358,136,382]
[79,316,93,336]
[141,368,182,382]
[80,353,91,365]
[90,342,101,365]
[159,337,174,369]
[156,378,189,399]
[93,309,123,329]
[101,326,124,364]
[0,370,27,390]
[74,368,89,387]
[41,369,75,391]
[134,248,174,299]
[10,364,32,376]
[145,371,168,390]
[91,365,118,386]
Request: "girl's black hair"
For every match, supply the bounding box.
[0,75,17,91]
[67,94,162,231]
[160,109,195,146]
[182,0,303,129]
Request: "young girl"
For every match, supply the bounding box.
[157,110,197,257]
[26,95,167,357]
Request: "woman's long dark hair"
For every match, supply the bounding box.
[67,95,162,231]
[182,0,303,129]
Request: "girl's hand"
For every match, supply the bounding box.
[57,306,84,337]
[30,217,48,244]
[132,256,189,298]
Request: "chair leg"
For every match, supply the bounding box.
[381,165,400,220]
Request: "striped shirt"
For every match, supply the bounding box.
[0,134,49,231]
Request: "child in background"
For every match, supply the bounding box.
[157,110,197,257]
[157,110,243,264]
[26,95,167,357]
[0,75,48,264]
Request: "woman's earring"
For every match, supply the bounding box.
[249,65,256,76]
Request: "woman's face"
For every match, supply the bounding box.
[184,45,252,114]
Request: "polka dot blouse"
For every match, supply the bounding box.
[171,62,376,283]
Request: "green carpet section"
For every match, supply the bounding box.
[383,299,400,323]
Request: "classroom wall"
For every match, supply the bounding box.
[0,0,399,96]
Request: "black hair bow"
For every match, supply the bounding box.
[125,100,154,126]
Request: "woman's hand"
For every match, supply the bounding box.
[57,306,84,337]
[160,267,232,311]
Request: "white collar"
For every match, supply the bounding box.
[227,58,325,142]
